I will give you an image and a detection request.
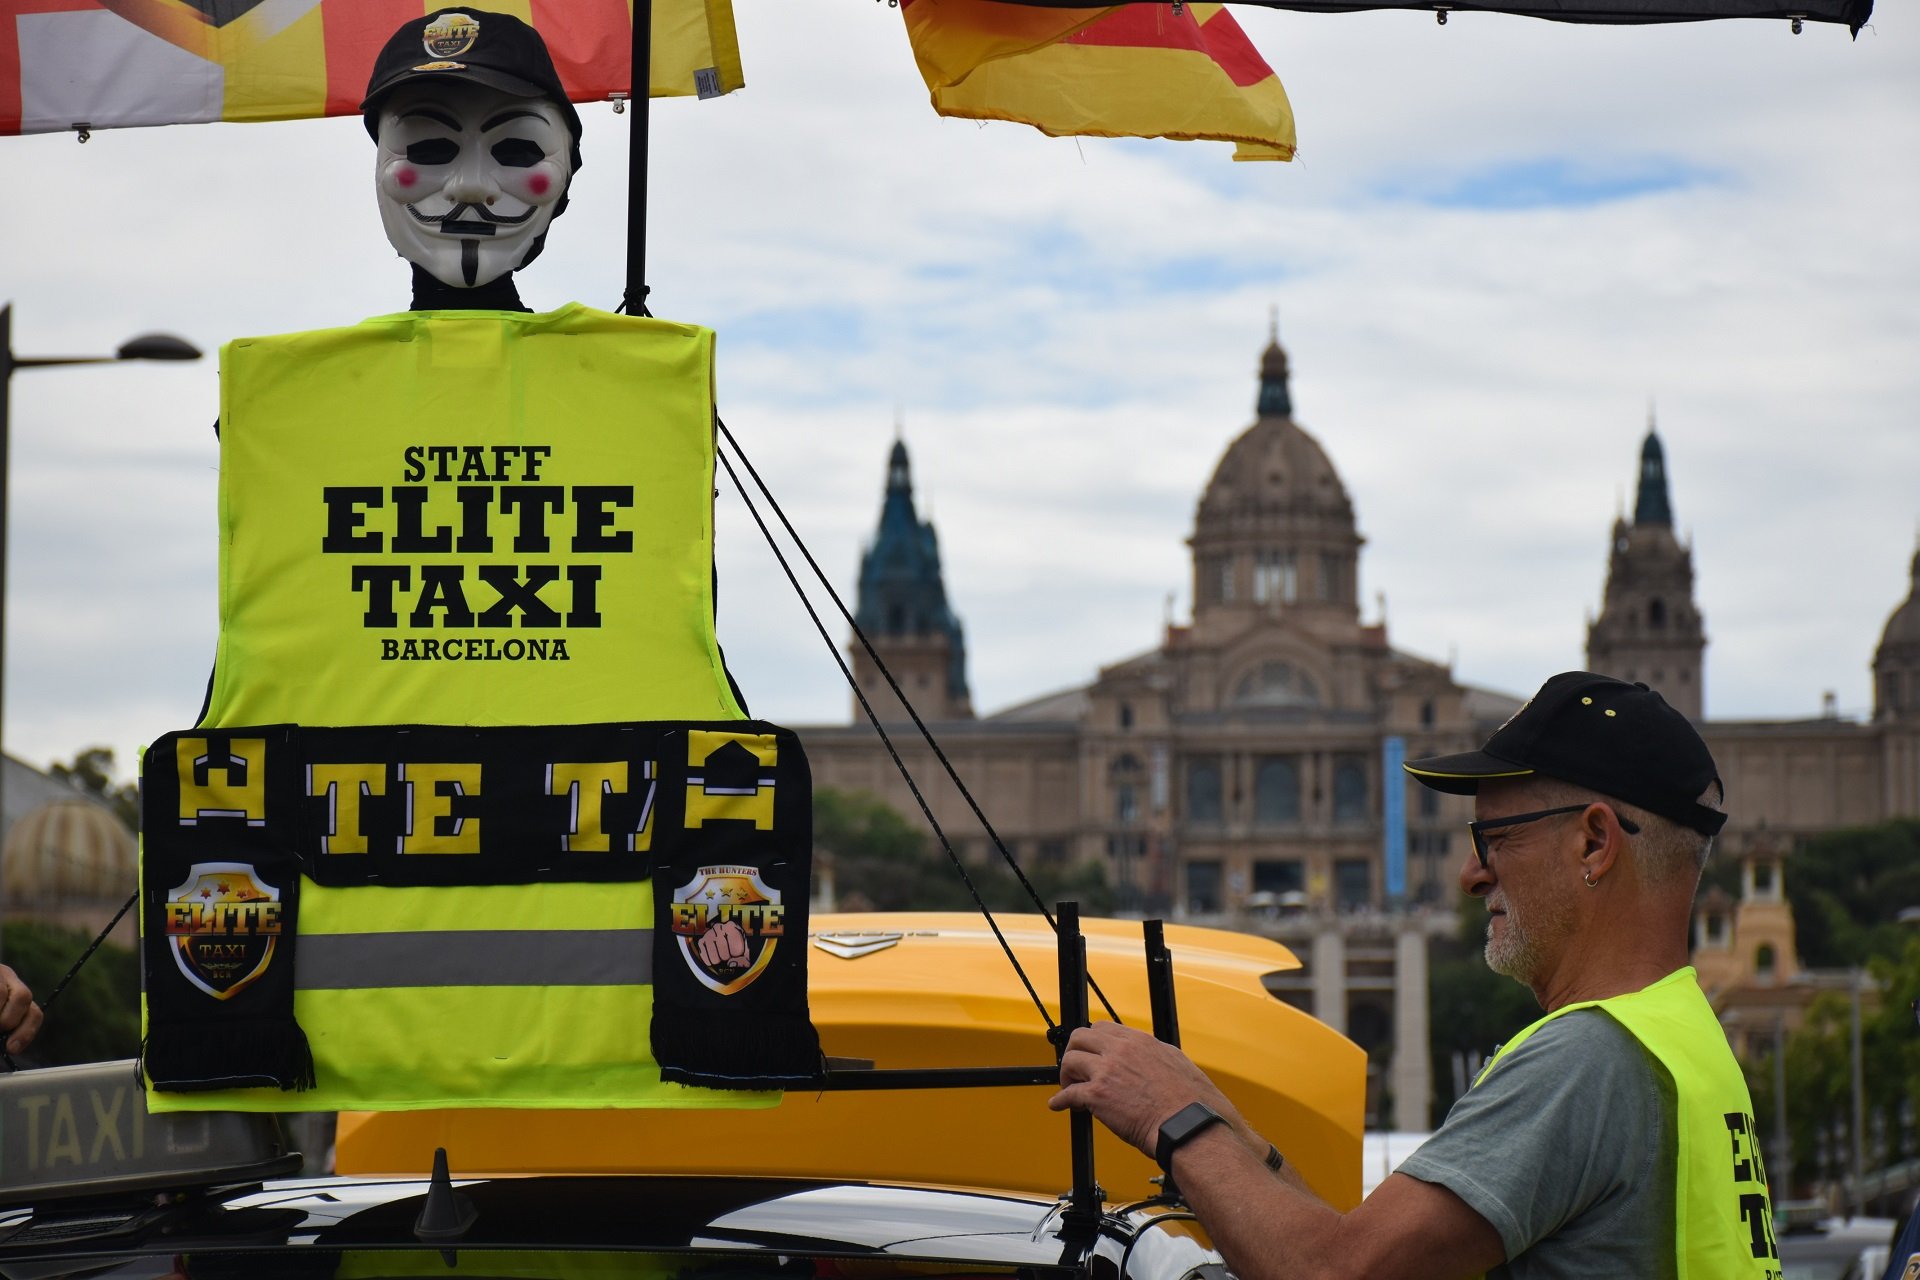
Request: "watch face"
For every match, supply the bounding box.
[1157,1103,1225,1172]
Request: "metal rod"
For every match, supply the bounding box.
[1144,918,1179,1048]
[1849,967,1865,1216]
[624,0,652,314]
[1143,918,1185,1201]
[1056,901,1101,1234]
[816,1065,1060,1091]
[1,303,12,963]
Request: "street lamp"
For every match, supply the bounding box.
[0,301,202,959]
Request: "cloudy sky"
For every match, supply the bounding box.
[2,3,1915,780]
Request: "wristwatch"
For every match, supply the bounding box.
[1155,1102,1227,1176]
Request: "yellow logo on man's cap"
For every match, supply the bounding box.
[410,60,468,73]
[422,13,480,59]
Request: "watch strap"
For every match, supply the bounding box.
[1154,1101,1227,1176]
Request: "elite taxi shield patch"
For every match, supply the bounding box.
[164,862,285,1000]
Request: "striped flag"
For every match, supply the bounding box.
[900,0,1296,161]
[1,0,742,136]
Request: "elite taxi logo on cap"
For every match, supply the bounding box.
[422,13,480,59]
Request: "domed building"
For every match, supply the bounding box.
[805,327,1522,1130]
[803,321,1920,1127]
[0,754,137,943]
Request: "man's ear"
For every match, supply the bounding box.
[1579,804,1624,883]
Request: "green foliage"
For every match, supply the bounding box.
[1426,893,1543,1125]
[1785,819,1920,968]
[47,746,140,832]
[2,920,139,1066]
[815,788,1111,915]
[1742,938,1920,1197]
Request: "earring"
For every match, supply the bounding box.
[1582,869,1600,889]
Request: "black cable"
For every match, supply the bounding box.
[716,416,1122,1025]
[40,889,135,1010]
[714,446,1055,1031]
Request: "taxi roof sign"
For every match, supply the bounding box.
[0,1059,299,1209]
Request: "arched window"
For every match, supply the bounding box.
[1332,757,1368,824]
[1186,759,1223,824]
[1754,944,1776,979]
[1254,757,1301,824]
[1648,598,1667,628]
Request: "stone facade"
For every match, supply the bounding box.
[802,328,1920,1128]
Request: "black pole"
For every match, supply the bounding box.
[1055,900,1101,1235]
[1143,918,1185,1201]
[1,304,13,964]
[1144,918,1179,1048]
[624,0,652,315]
[0,303,199,966]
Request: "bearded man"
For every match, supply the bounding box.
[1051,671,1778,1279]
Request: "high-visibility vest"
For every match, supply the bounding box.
[143,306,803,1113]
[1476,968,1778,1277]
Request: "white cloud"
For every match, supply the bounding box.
[1,3,1913,776]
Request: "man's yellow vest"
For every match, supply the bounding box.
[141,306,812,1112]
[1478,968,1778,1277]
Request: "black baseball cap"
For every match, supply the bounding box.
[1403,672,1728,836]
[360,8,583,141]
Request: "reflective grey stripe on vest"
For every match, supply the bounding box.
[295,930,653,989]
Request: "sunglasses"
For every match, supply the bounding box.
[1467,803,1640,868]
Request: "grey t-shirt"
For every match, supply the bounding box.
[1398,1009,1678,1279]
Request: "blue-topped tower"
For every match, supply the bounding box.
[1587,416,1707,720]
[850,438,974,722]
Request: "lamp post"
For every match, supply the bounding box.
[0,301,201,960]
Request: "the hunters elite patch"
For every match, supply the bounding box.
[164,863,284,1000]
[422,13,480,58]
[670,865,785,995]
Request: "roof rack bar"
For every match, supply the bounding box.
[1143,919,1186,1203]
[815,1065,1059,1090]
[1144,919,1180,1049]
[1057,902,1103,1236]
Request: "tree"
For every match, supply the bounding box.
[3,920,139,1066]
[1785,819,1920,968]
[815,788,1111,915]
[1425,892,1543,1124]
[1742,939,1920,1200]
[47,745,140,831]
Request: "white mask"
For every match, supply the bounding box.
[374,79,573,289]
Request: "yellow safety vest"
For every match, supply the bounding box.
[143,306,804,1113]
[1477,968,1778,1278]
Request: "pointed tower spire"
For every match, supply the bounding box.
[1257,314,1292,419]
[1589,421,1704,719]
[1634,421,1674,527]
[851,437,974,722]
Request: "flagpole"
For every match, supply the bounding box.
[624,0,651,315]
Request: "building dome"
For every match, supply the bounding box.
[1874,544,1920,722]
[1189,328,1363,637]
[1,799,136,902]
[1880,547,1920,649]
[1196,416,1355,534]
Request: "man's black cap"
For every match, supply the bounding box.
[1403,671,1728,836]
[360,8,582,141]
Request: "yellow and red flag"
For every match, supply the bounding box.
[900,0,1295,161]
[0,0,741,136]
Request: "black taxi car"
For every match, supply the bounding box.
[0,1059,1229,1280]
